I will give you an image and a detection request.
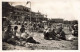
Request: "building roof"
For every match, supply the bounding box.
[14,5,30,11]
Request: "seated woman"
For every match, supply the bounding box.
[43,27,56,40]
[13,26,20,40]
[55,24,66,40]
[20,25,40,44]
[3,25,16,44]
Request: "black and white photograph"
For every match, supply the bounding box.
[2,0,78,50]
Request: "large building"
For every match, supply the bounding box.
[11,5,30,22]
[49,18,63,23]
[63,20,78,24]
[2,2,48,24]
[2,2,14,17]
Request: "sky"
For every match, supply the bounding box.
[9,0,80,20]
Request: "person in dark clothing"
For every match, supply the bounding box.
[60,31,66,40]
[20,25,25,33]
[44,32,50,40]
[44,27,56,40]
[55,24,66,40]
[3,25,13,41]
[3,25,16,45]
[43,28,50,40]
[71,24,78,37]
[26,37,40,44]
[14,26,18,36]
[46,30,56,40]
[13,26,20,40]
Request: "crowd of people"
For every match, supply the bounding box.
[43,23,66,40]
[44,23,78,40]
[2,24,40,46]
[2,21,78,46]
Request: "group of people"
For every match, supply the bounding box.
[29,22,44,32]
[2,23,78,46]
[44,23,66,40]
[2,25,40,45]
[43,23,78,40]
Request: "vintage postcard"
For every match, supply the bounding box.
[1,0,80,51]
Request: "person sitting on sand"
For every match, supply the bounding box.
[55,24,66,40]
[13,26,21,41]
[20,25,40,45]
[71,24,78,37]
[3,25,16,44]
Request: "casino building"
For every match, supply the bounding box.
[2,2,48,25]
